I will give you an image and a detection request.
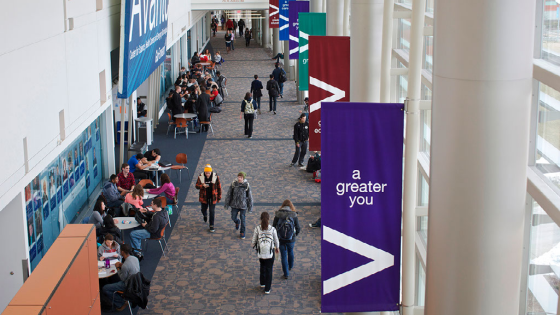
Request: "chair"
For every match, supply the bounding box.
[199,114,214,136]
[112,291,134,315]
[138,179,154,188]
[174,118,188,139]
[170,153,190,183]
[156,196,167,208]
[142,225,168,256]
[166,113,176,135]
[164,187,180,228]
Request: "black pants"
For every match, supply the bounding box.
[254,97,261,110]
[133,170,149,180]
[259,255,275,291]
[269,96,277,111]
[201,202,216,226]
[244,114,254,137]
[245,38,250,46]
[291,140,308,164]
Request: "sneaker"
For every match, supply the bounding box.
[264,290,270,294]
[235,221,240,230]
[289,163,295,167]
[309,222,320,228]
[249,136,253,138]
[240,232,245,239]
[260,284,265,288]
[283,275,289,279]
[273,111,277,114]
[204,216,207,223]
[209,225,215,233]
[298,163,304,167]
[280,94,283,98]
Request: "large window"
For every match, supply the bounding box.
[536,82,560,193]
[542,1,560,66]
[398,19,412,53]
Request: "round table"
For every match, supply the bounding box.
[174,113,198,119]
[114,217,140,230]
[143,189,158,200]
[98,264,118,279]
[145,165,171,186]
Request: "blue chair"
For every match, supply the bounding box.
[82,216,90,224]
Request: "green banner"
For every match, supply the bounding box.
[298,13,326,91]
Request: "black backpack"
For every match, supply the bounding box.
[277,217,295,241]
[279,70,287,83]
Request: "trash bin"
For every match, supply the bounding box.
[127,142,147,160]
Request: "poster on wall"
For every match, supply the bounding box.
[289,1,308,60]
[321,102,404,313]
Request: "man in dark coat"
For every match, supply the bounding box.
[238,19,245,36]
[167,89,183,121]
[291,114,309,167]
[266,74,280,114]
[250,75,264,114]
[196,86,211,132]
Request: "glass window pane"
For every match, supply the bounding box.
[536,82,560,193]
[397,61,408,103]
[418,174,428,244]
[526,199,560,314]
[423,36,433,73]
[542,1,560,66]
[426,0,434,14]
[398,19,411,54]
[417,259,426,306]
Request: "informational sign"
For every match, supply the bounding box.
[289,1,309,59]
[308,36,350,151]
[117,0,170,98]
[279,0,291,40]
[269,0,279,28]
[298,12,326,91]
[321,102,404,313]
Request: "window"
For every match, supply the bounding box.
[397,19,412,54]
[542,1,560,66]
[535,82,560,193]
[397,61,408,103]
[423,36,433,73]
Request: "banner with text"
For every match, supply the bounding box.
[269,0,280,28]
[308,36,350,151]
[279,0,291,40]
[321,102,404,313]
[289,1,309,59]
[117,0,170,98]
[298,13,326,91]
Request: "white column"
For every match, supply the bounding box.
[401,0,426,313]
[284,40,292,80]
[349,0,384,102]
[327,0,345,36]
[310,0,323,12]
[425,0,535,315]
[263,10,270,49]
[379,0,395,103]
[343,0,351,36]
[273,27,281,56]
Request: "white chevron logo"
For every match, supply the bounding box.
[269,4,279,17]
[289,35,299,55]
[299,31,309,53]
[279,14,289,31]
[309,77,346,113]
[322,226,394,295]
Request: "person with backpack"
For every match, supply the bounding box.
[244,28,251,46]
[250,75,263,114]
[240,92,257,138]
[224,171,253,239]
[195,164,222,233]
[251,212,280,294]
[225,30,232,54]
[272,200,302,279]
[266,74,280,114]
[216,71,227,98]
[272,63,287,98]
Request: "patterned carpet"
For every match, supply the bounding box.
[139,31,324,315]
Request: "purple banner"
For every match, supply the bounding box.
[289,1,309,59]
[321,102,404,313]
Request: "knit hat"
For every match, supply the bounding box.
[204,164,212,172]
[237,171,247,179]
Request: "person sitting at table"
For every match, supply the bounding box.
[88,198,107,228]
[98,215,122,244]
[191,52,201,66]
[214,51,223,65]
[166,89,183,122]
[129,199,169,254]
[98,234,121,261]
[210,85,220,103]
[127,153,153,181]
[117,163,135,196]
[145,148,161,163]
[102,244,140,312]
[125,184,147,212]
[147,174,176,204]
[103,175,125,214]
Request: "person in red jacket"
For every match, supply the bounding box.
[195,164,222,232]
[226,18,234,31]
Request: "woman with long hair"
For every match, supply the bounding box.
[125,184,145,210]
[98,214,122,244]
[272,199,302,279]
[148,174,176,204]
[240,92,257,138]
[88,198,106,228]
[251,212,280,294]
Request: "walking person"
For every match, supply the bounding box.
[251,212,280,294]
[266,74,280,114]
[240,92,257,138]
[272,200,301,279]
[195,164,222,233]
[216,71,227,99]
[238,19,245,36]
[245,28,251,46]
[225,30,232,54]
[224,172,253,239]
[250,75,263,114]
[272,63,286,98]
[290,114,309,167]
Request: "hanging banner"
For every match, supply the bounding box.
[289,1,309,60]
[117,0,170,98]
[298,13,326,91]
[308,36,350,151]
[279,0,290,40]
[269,0,280,28]
[321,102,404,313]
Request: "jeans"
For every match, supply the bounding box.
[102,281,127,308]
[201,202,216,226]
[279,242,295,277]
[230,208,246,233]
[231,40,235,50]
[279,83,284,96]
[254,97,261,110]
[269,96,277,111]
[259,255,275,291]
[130,228,150,252]
[292,140,308,165]
[244,114,254,137]
[106,199,123,217]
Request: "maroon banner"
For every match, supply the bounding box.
[308,36,350,151]
[269,0,280,28]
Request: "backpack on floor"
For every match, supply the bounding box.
[254,226,275,259]
[277,217,295,241]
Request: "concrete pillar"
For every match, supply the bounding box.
[262,10,270,49]
[326,0,345,36]
[310,0,323,13]
[273,27,281,56]
[424,0,535,314]
[343,0,351,36]
[349,0,384,102]
[284,40,293,80]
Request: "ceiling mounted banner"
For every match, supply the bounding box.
[288,1,309,60]
[308,36,350,151]
[321,101,404,313]
[298,12,326,91]
[117,0,170,99]
[279,0,291,40]
[269,0,279,28]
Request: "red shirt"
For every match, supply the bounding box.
[117,172,135,191]
[210,90,219,101]
[226,20,234,29]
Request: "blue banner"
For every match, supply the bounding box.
[321,102,404,313]
[289,1,308,59]
[117,0,170,98]
[279,0,291,41]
